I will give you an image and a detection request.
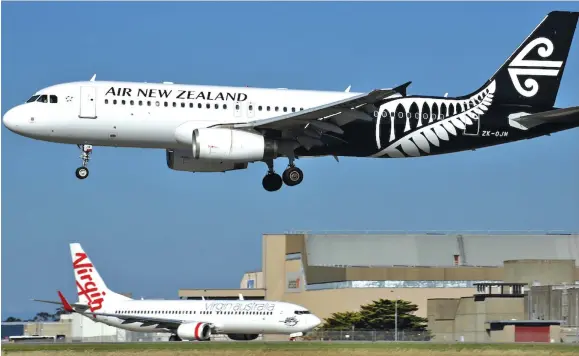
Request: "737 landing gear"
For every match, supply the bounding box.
[168,334,182,342]
[262,160,283,192]
[75,144,92,180]
[282,157,303,187]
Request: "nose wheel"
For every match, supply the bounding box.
[76,144,92,180]
[261,159,304,192]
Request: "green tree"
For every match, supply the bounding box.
[3,317,22,322]
[320,298,428,331]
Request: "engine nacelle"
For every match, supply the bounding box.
[166,149,248,172]
[176,322,212,341]
[227,333,259,341]
[192,128,279,161]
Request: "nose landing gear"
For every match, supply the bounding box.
[75,144,92,180]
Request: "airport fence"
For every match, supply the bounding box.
[302,329,432,342]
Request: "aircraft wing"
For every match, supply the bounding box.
[511,106,579,129]
[216,82,411,149]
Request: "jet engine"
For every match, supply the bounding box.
[166,149,248,172]
[191,128,279,161]
[227,333,260,341]
[176,322,212,341]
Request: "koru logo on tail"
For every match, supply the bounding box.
[507,37,563,97]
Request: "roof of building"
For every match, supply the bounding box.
[301,232,579,267]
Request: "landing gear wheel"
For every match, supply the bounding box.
[75,167,89,180]
[169,334,181,342]
[76,144,93,180]
[282,166,303,186]
[262,173,283,192]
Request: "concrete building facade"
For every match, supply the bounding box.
[179,232,579,340]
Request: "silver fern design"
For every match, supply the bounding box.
[370,80,496,158]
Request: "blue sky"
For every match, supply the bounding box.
[2,2,579,319]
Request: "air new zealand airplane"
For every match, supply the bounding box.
[3,11,579,191]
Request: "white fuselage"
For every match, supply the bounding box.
[2,80,361,150]
[86,299,320,335]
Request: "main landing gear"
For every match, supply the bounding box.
[168,335,182,342]
[262,158,304,192]
[75,144,92,180]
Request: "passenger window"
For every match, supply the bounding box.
[198,103,202,108]
[122,100,126,105]
[267,106,270,111]
[155,101,160,107]
[181,103,185,108]
[164,102,169,107]
[113,100,117,105]
[139,101,143,106]
[206,103,210,109]
[275,106,279,111]
[223,104,227,109]
[292,107,295,112]
[235,104,240,110]
[173,102,177,107]
[190,103,194,108]
[283,107,287,112]
[258,106,262,111]
[130,100,134,105]
[147,101,151,106]
[50,95,58,103]
[249,105,253,111]
[214,104,219,109]
[105,99,109,104]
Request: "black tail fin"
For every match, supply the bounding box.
[476,11,578,108]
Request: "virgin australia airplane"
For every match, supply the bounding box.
[3,11,578,192]
[33,243,321,342]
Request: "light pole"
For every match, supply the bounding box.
[394,296,399,342]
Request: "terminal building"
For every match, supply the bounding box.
[179,232,579,341]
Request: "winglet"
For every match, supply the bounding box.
[90,74,96,82]
[345,85,351,93]
[57,291,74,312]
[393,81,411,96]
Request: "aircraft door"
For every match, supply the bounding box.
[79,86,97,119]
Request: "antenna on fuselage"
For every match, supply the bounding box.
[90,74,96,82]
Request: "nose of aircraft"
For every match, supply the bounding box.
[2,107,18,132]
[310,315,322,328]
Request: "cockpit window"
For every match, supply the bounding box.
[294,310,311,315]
[28,94,58,103]
[26,95,40,103]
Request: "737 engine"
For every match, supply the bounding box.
[166,149,248,172]
[176,322,212,341]
[227,333,260,341]
[191,128,279,162]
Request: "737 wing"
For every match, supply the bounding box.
[214,82,411,150]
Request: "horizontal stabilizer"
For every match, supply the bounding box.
[31,297,89,311]
[511,106,579,129]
